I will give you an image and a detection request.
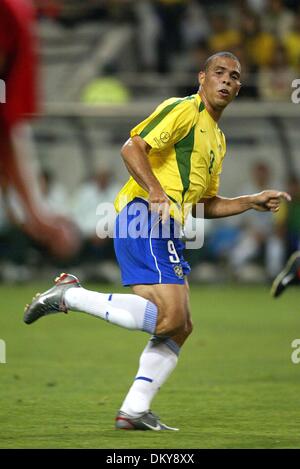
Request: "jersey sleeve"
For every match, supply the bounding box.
[130,98,197,150]
[0,5,15,52]
[0,0,38,131]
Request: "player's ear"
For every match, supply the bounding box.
[198,71,205,87]
[236,82,242,96]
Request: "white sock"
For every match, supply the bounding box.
[64,287,157,334]
[120,337,179,417]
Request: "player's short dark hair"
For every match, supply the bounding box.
[204,51,240,72]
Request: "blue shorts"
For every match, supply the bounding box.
[113,198,191,286]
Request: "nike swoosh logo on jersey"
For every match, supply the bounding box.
[200,129,206,133]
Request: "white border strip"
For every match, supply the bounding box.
[149,218,162,284]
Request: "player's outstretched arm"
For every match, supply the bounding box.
[249,190,291,212]
[195,190,291,219]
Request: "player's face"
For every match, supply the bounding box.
[199,57,241,109]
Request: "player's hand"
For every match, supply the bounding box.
[45,215,82,259]
[23,212,81,259]
[251,190,291,213]
[148,186,171,223]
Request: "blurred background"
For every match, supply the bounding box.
[0,0,300,285]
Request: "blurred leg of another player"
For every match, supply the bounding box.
[271,251,300,298]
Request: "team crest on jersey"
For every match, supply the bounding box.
[173,264,184,279]
[160,131,170,143]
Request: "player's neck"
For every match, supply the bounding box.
[198,90,223,122]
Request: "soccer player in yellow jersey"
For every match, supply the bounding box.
[24,52,290,431]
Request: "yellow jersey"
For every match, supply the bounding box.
[115,93,226,221]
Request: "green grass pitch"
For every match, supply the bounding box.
[0,282,299,449]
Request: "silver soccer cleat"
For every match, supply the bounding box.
[115,410,179,431]
[23,273,81,324]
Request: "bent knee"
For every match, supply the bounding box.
[185,318,193,337]
[155,306,188,336]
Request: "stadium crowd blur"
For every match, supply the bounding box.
[33,0,300,98]
[0,0,299,283]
